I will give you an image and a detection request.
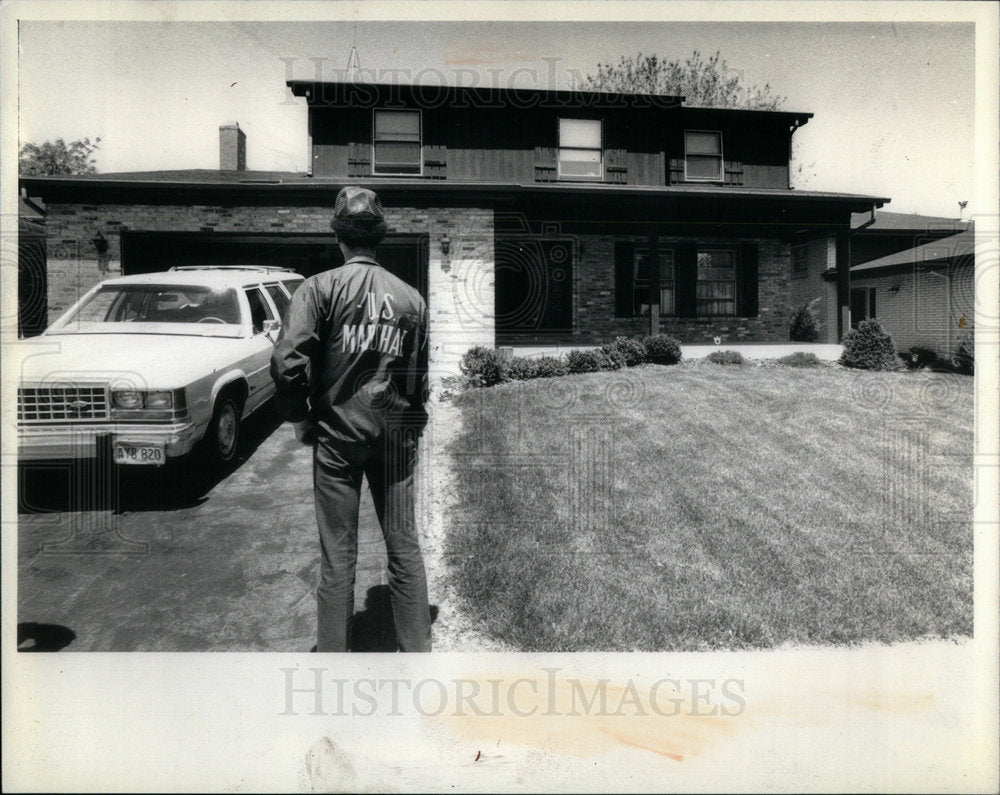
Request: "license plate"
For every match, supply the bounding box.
[113,442,165,465]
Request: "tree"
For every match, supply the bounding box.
[583,50,785,110]
[19,137,101,176]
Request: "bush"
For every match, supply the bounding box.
[642,334,683,365]
[533,356,568,378]
[607,336,648,367]
[706,350,746,365]
[777,352,820,367]
[839,319,902,371]
[459,346,509,387]
[789,298,822,342]
[506,356,538,381]
[566,349,606,373]
[953,332,974,375]
[599,343,626,370]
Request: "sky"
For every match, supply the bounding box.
[17,19,976,216]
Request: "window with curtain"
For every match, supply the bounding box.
[696,249,736,316]
[373,110,422,175]
[558,118,602,180]
[633,248,675,316]
[685,130,723,181]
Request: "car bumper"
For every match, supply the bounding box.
[18,421,202,463]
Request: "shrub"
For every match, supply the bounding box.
[839,319,902,371]
[533,356,568,378]
[506,356,538,381]
[642,334,683,365]
[706,350,746,365]
[777,352,820,367]
[789,298,822,342]
[599,343,626,370]
[459,346,509,387]
[953,332,974,375]
[607,336,648,367]
[566,349,606,373]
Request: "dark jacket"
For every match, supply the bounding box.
[269,256,429,445]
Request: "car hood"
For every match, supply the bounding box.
[15,333,258,390]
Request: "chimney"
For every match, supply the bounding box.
[219,122,246,171]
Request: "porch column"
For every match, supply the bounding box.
[647,228,661,336]
[836,226,851,339]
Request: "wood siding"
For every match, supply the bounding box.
[308,98,795,190]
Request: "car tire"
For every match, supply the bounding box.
[206,392,242,467]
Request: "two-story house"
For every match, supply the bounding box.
[19,80,889,371]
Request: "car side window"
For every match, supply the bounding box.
[243,286,274,334]
[264,283,290,319]
[283,278,305,296]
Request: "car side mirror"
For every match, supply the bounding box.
[263,319,281,335]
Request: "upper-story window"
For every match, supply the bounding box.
[558,118,602,180]
[685,130,723,181]
[373,110,422,175]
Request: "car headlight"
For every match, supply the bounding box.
[113,390,143,409]
[144,391,173,409]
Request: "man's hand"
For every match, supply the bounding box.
[291,419,315,446]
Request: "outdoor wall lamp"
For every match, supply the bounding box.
[440,234,451,273]
[889,282,902,294]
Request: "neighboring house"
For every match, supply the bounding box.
[19,81,889,372]
[850,219,974,358]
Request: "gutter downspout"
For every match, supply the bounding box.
[842,204,880,335]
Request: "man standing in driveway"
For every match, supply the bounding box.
[270,186,431,652]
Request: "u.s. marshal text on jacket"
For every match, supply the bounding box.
[269,256,429,444]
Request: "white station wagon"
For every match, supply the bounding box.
[16,266,304,468]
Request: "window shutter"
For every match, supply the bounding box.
[423,144,448,179]
[534,146,557,182]
[605,148,628,184]
[724,160,745,186]
[614,241,635,317]
[674,242,698,317]
[347,141,371,178]
[738,241,759,317]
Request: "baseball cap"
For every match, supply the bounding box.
[333,186,385,222]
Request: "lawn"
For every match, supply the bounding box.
[443,361,974,652]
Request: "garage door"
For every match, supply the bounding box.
[121,232,429,297]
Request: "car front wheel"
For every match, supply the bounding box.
[206,393,242,466]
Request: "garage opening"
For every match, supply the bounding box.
[120,232,429,297]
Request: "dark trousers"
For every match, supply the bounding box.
[312,426,431,652]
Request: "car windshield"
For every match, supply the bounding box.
[58,284,242,331]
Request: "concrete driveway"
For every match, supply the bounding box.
[16,406,416,652]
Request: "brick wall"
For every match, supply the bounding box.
[41,201,494,380]
[788,236,839,344]
[852,262,974,357]
[557,233,796,345]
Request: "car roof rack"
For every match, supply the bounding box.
[168,265,299,273]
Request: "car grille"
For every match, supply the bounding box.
[18,385,110,423]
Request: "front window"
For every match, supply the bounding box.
[558,118,602,180]
[685,131,723,181]
[633,248,675,316]
[697,249,736,316]
[243,286,274,334]
[373,110,422,175]
[56,284,242,333]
